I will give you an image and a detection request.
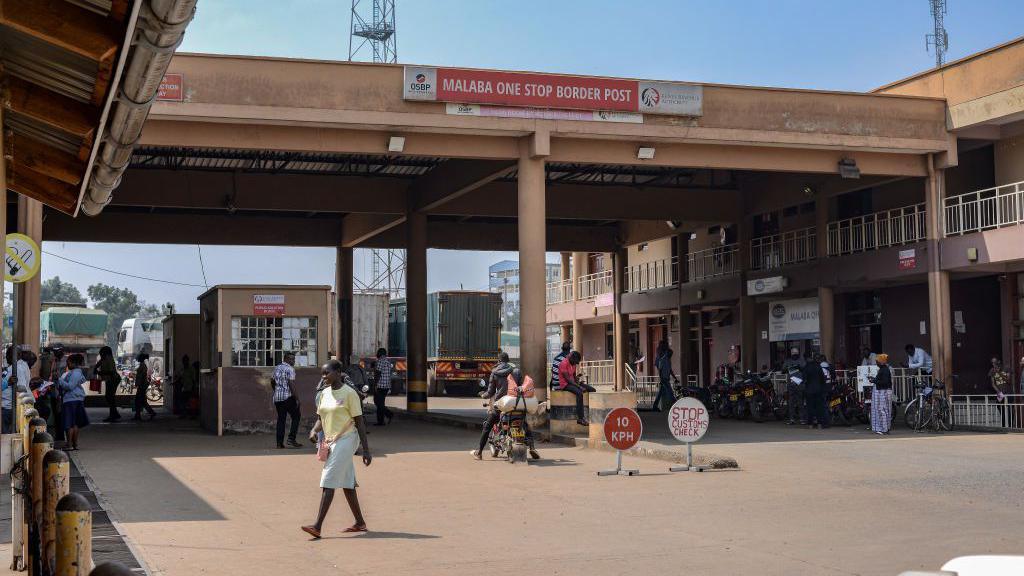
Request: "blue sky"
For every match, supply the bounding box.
[38,0,1024,312]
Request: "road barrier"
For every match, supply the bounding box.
[89,562,132,576]
[549,389,588,436]
[43,450,71,576]
[56,493,92,576]
[950,395,1024,431]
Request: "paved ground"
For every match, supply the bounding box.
[28,404,1019,576]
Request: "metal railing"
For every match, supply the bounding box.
[944,180,1024,236]
[771,367,926,405]
[545,279,572,305]
[827,203,926,256]
[624,256,677,293]
[577,270,613,300]
[749,227,817,271]
[950,395,1024,430]
[687,244,739,282]
[579,359,615,388]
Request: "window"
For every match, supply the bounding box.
[231,316,318,367]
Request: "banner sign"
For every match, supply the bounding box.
[898,248,917,271]
[253,294,285,316]
[406,66,702,116]
[747,276,787,296]
[768,297,820,342]
[446,103,643,123]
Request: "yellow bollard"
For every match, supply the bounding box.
[43,450,70,576]
[26,418,48,573]
[9,435,26,571]
[88,562,132,576]
[31,430,54,576]
[22,408,40,456]
[55,493,91,576]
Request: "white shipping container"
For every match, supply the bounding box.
[352,293,390,360]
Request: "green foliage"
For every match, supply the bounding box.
[87,283,143,348]
[40,276,86,305]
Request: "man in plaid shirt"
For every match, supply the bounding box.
[273,352,302,448]
[373,348,394,426]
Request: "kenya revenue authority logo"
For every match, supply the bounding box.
[415,73,427,83]
[771,304,786,319]
[640,87,660,107]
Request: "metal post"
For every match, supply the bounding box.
[597,450,638,476]
[43,450,70,576]
[56,493,91,576]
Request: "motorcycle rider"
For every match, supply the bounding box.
[782,347,806,425]
[472,364,540,461]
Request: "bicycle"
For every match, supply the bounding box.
[903,373,952,432]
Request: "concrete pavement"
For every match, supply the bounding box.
[51,407,1024,576]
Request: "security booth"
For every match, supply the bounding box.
[161,314,201,413]
[197,285,330,435]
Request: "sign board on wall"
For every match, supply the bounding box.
[253,294,285,316]
[157,73,184,101]
[768,297,820,342]
[898,248,917,270]
[405,67,702,116]
[747,276,787,296]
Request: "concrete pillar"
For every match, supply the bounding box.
[558,252,571,342]
[736,207,757,372]
[612,247,629,390]
[15,196,43,371]
[571,252,585,347]
[518,148,548,403]
[818,286,835,361]
[924,156,953,387]
[335,247,353,364]
[405,210,428,412]
[675,232,693,380]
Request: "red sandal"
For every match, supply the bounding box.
[342,524,367,533]
[301,525,321,539]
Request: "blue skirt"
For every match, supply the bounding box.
[62,400,90,429]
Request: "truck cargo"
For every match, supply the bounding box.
[39,306,109,371]
[426,291,502,396]
[352,292,390,360]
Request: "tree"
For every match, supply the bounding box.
[87,283,143,348]
[41,276,86,305]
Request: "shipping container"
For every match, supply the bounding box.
[388,298,407,357]
[352,293,390,359]
[426,291,502,395]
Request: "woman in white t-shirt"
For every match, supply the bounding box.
[302,359,372,539]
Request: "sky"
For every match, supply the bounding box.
[37,0,1024,313]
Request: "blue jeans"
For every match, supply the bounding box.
[653,379,675,411]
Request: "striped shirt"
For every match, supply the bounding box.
[375,357,393,391]
[272,363,296,402]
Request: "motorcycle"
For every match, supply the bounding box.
[830,379,868,425]
[671,378,712,409]
[712,376,736,419]
[485,392,530,464]
[746,371,782,423]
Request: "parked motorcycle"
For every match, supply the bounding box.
[712,376,736,419]
[672,378,712,408]
[827,379,865,426]
[746,371,782,423]
[733,376,753,420]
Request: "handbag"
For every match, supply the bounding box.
[89,378,102,393]
[316,440,330,462]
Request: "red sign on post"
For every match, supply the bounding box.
[157,73,183,101]
[604,407,643,451]
[898,248,917,271]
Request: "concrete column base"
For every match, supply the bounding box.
[587,390,637,447]
[550,390,588,436]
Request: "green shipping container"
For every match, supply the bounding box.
[40,307,109,337]
[387,298,408,357]
[427,291,502,361]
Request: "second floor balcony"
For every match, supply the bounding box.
[944,179,1024,237]
[687,244,739,282]
[625,256,677,293]
[546,270,613,305]
[749,227,817,271]
[827,203,926,256]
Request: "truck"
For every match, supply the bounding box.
[352,292,390,360]
[426,291,502,396]
[39,305,109,369]
[116,317,165,378]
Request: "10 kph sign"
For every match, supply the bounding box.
[598,407,642,477]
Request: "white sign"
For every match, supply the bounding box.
[5,233,41,283]
[445,103,643,123]
[403,66,437,101]
[747,276,786,296]
[637,81,703,116]
[668,397,709,443]
[856,365,879,391]
[768,297,819,342]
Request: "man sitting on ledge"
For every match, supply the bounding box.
[557,351,595,427]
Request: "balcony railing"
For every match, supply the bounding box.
[579,359,615,387]
[577,270,613,300]
[827,203,926,256]
[545,279,573,305]
[944,180,1024,236]
[749,227,817,271]
[624,256,677,293]
[687,244,739,282]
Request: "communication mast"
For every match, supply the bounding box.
[349,0,404,297]
[926,0,949,68]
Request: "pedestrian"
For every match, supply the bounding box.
[988,357,1009,427]
[869,353,893,435]
[173,354,190,415]
[273,352,303,448]
[652,343,677,412]
[782,347,806,425]
[1,346,17,434]
[133,352,156,421]
[860,346,877,367]
[371,348,394,426]
[95,346,122,422]
[58,354,90,450]
[180,359,198,419]
[45,347,67,443]
[550,341,571,389]
[302,359,372,539]
[905,343,934,375]
[802,355,829,429]
[557,351,595,426]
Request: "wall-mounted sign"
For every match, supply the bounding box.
[253,294,285,316]
[157,73,184,101]
[405,67,702,116]
[747,276,787,296]
[445,103,643,123]
[768,297,820,342]
[898,248,917,270]
[5,233,41,283]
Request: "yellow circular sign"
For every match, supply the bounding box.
[5,233,41,283]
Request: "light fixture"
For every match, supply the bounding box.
[388,136,406,153]
[666,220,681,230]
[966,247,978,262]
[637,146,656,160]
[838,157,860,179]
[802,185,815,197]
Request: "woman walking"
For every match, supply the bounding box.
[134,352,156,421]
[58,354,90,450]
[96,346,122,422]
[302,359,372,539]
[869,353,893,435]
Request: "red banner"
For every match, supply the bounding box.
[435,69,637,112]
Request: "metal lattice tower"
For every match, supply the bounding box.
[348,0,397,63]
[926,0,949,68]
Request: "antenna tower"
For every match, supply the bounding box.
[349,0,404,297]
[925,0,949,68]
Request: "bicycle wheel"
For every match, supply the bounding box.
[904,399,925,431]
[936,398,953,431]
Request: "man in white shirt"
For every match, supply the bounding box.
[859,347,877,367]
[904,344,933,374]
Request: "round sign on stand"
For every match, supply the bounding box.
[597,407,642,477]
[668,397,710,472]
[5,233,41,283]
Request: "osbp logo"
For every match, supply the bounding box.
[415,73,426,83]
[640,87,660,107]
[771,304,786,319]
[408,72,432,93]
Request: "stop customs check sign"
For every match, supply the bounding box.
[604,407,643,451]
[669,397,709,443]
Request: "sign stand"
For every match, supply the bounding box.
[669,443,708,473]
[598,450,638,477]
[666,396,711,474]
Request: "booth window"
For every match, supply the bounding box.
[230,316,318,367]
